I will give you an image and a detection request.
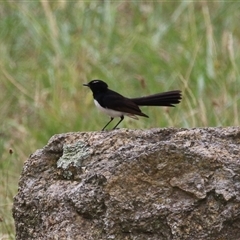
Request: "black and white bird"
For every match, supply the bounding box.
[83,80,182,130]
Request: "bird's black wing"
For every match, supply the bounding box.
[97,89,148,118]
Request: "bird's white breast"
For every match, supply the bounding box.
[94,100,124,117]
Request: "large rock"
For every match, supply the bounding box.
[13,127,240,240]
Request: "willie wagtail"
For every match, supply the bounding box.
[83,80,182,130]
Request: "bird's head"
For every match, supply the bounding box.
[83,79,108,93]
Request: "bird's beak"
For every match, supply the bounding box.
[83,83,89,87]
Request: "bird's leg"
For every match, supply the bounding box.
[112,116,124,130]
[102,117,114,131]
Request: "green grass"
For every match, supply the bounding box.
[0,1,240,238]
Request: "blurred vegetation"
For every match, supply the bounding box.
[0,1,239,238]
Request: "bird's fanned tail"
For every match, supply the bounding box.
[130,90,182,107]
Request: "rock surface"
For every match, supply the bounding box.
[13,127,240,240]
